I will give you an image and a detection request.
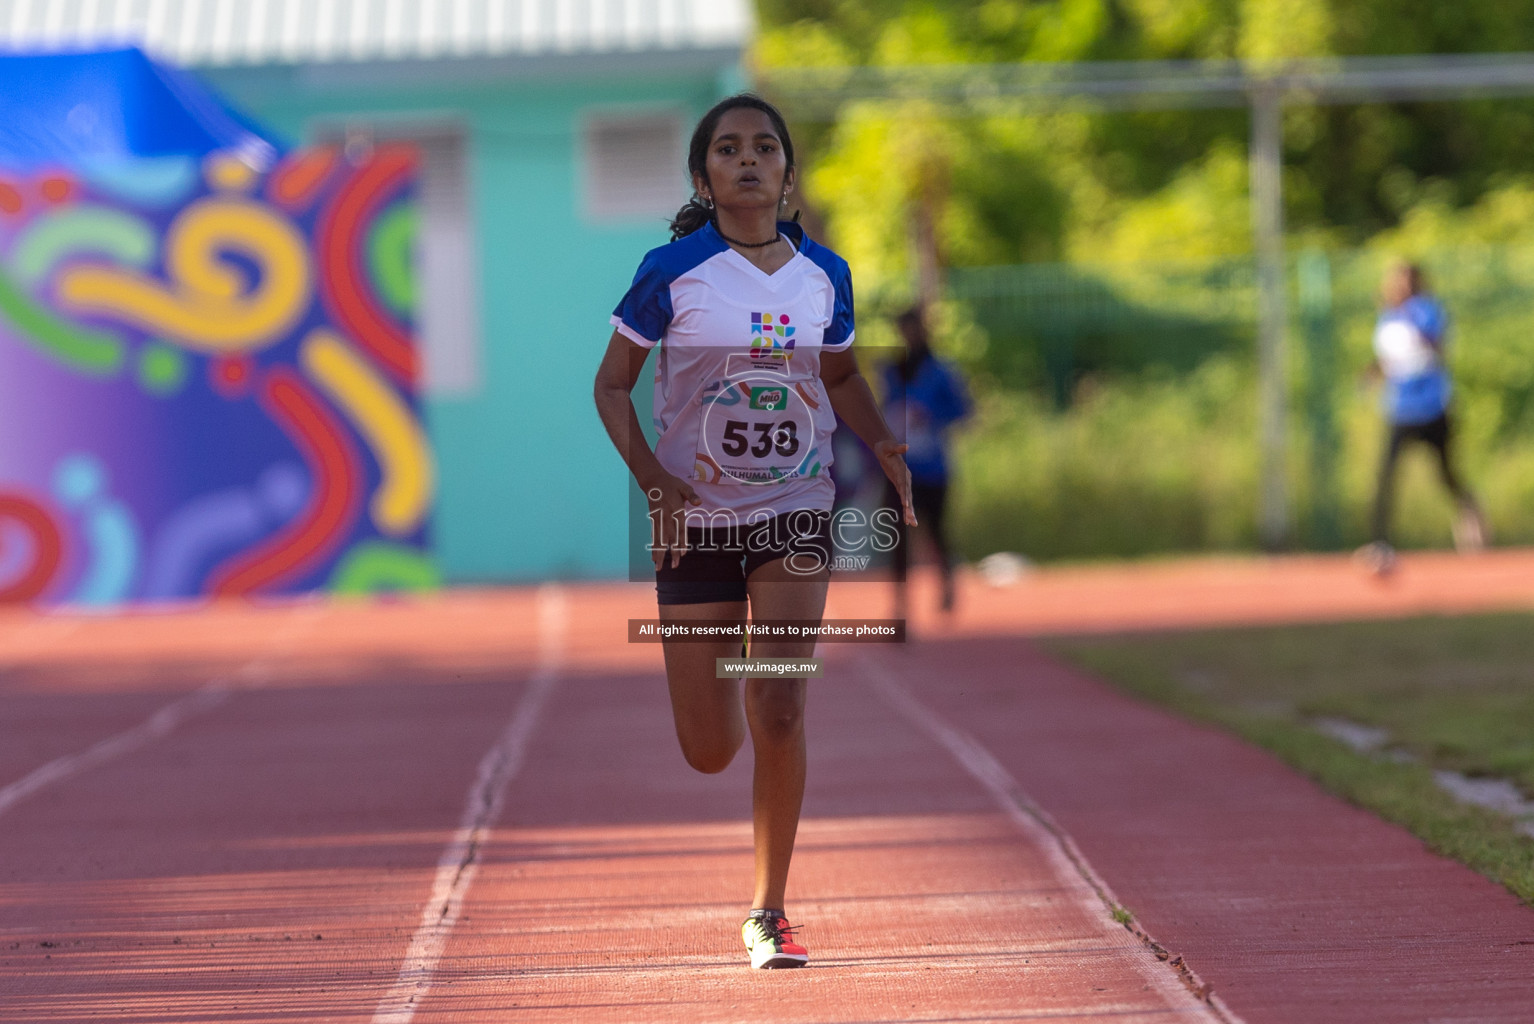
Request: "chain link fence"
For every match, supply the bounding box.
[936,246,1534,561]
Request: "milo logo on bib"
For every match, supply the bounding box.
[749,386,788,411]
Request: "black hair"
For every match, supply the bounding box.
[1383,258,1427,301]
[669,94,796,241]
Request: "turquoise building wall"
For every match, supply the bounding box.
[204,57,742,582]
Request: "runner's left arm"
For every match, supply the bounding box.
[820,348,916,525]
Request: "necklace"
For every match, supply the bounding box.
[718,230,781,249]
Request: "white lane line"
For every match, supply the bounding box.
[371,585,567,1024]
[0,682,232,816]
[856,653,1244,1024]
[0,602,327,820]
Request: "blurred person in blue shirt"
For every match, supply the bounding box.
[1360,260,1485,574]
[883,306,971,615]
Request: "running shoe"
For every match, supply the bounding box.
[1453,504,1488,553]
[1353,540,1396,577]
[741,909,807,969]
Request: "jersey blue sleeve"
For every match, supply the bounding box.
[1404,295,1448,346]
[800,240,855,351]
[609,249,675,348]
[824,258,855,351]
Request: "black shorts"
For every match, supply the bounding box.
[655,510,833,605]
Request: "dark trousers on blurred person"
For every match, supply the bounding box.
[1371,412,1480,546]
[885,480,956,617]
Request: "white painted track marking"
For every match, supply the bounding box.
[371,585,567,1024]
[857,652,1244,1024]
[0,682,232,817]
[0,602,327,820]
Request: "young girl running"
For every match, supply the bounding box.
[593,94,913,969]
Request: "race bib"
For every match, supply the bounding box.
[694,368,824,485]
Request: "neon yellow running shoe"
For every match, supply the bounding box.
[741,909,807,969]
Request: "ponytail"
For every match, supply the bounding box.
[669,196,714,241]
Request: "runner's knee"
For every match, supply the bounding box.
[676,728,743,774]
[747,685,806,743]
[671,687,745,771]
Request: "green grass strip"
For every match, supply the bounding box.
[1045,621,1534,907]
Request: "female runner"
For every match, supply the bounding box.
[593,94,914,969]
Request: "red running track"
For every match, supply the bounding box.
[2,549,1533,1022]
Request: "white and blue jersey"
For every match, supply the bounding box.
[610,220,855,520]
[1374,295,1450,425]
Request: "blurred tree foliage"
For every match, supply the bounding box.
[755,2,1534,560]
[756,0,1534,299]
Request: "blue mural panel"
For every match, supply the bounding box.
[0,53,434,606]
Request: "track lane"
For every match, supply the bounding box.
[0,597,554,1024]
[6,547,1534,1022]
[406,646,1222,1022]
[879,635,1534,1024]
[373,586,567,1024]
[0,604,327,821]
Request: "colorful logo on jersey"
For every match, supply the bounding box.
[748,386,788,411]
[750,312,795,364]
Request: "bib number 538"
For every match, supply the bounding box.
[721,419,800,458]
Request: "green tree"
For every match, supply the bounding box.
[757,0,1534,279]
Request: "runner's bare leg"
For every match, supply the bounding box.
[660,601,748,774]
[743,558,829,910]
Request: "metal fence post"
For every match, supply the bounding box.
[1298,247,1341,549]
[1251,82,1289,549]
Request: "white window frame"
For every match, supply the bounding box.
[580,108,688,224]
[312,118,483,398]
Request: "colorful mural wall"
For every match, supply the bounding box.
[0,144,435,606]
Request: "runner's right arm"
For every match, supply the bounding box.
[593,330,700,568]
